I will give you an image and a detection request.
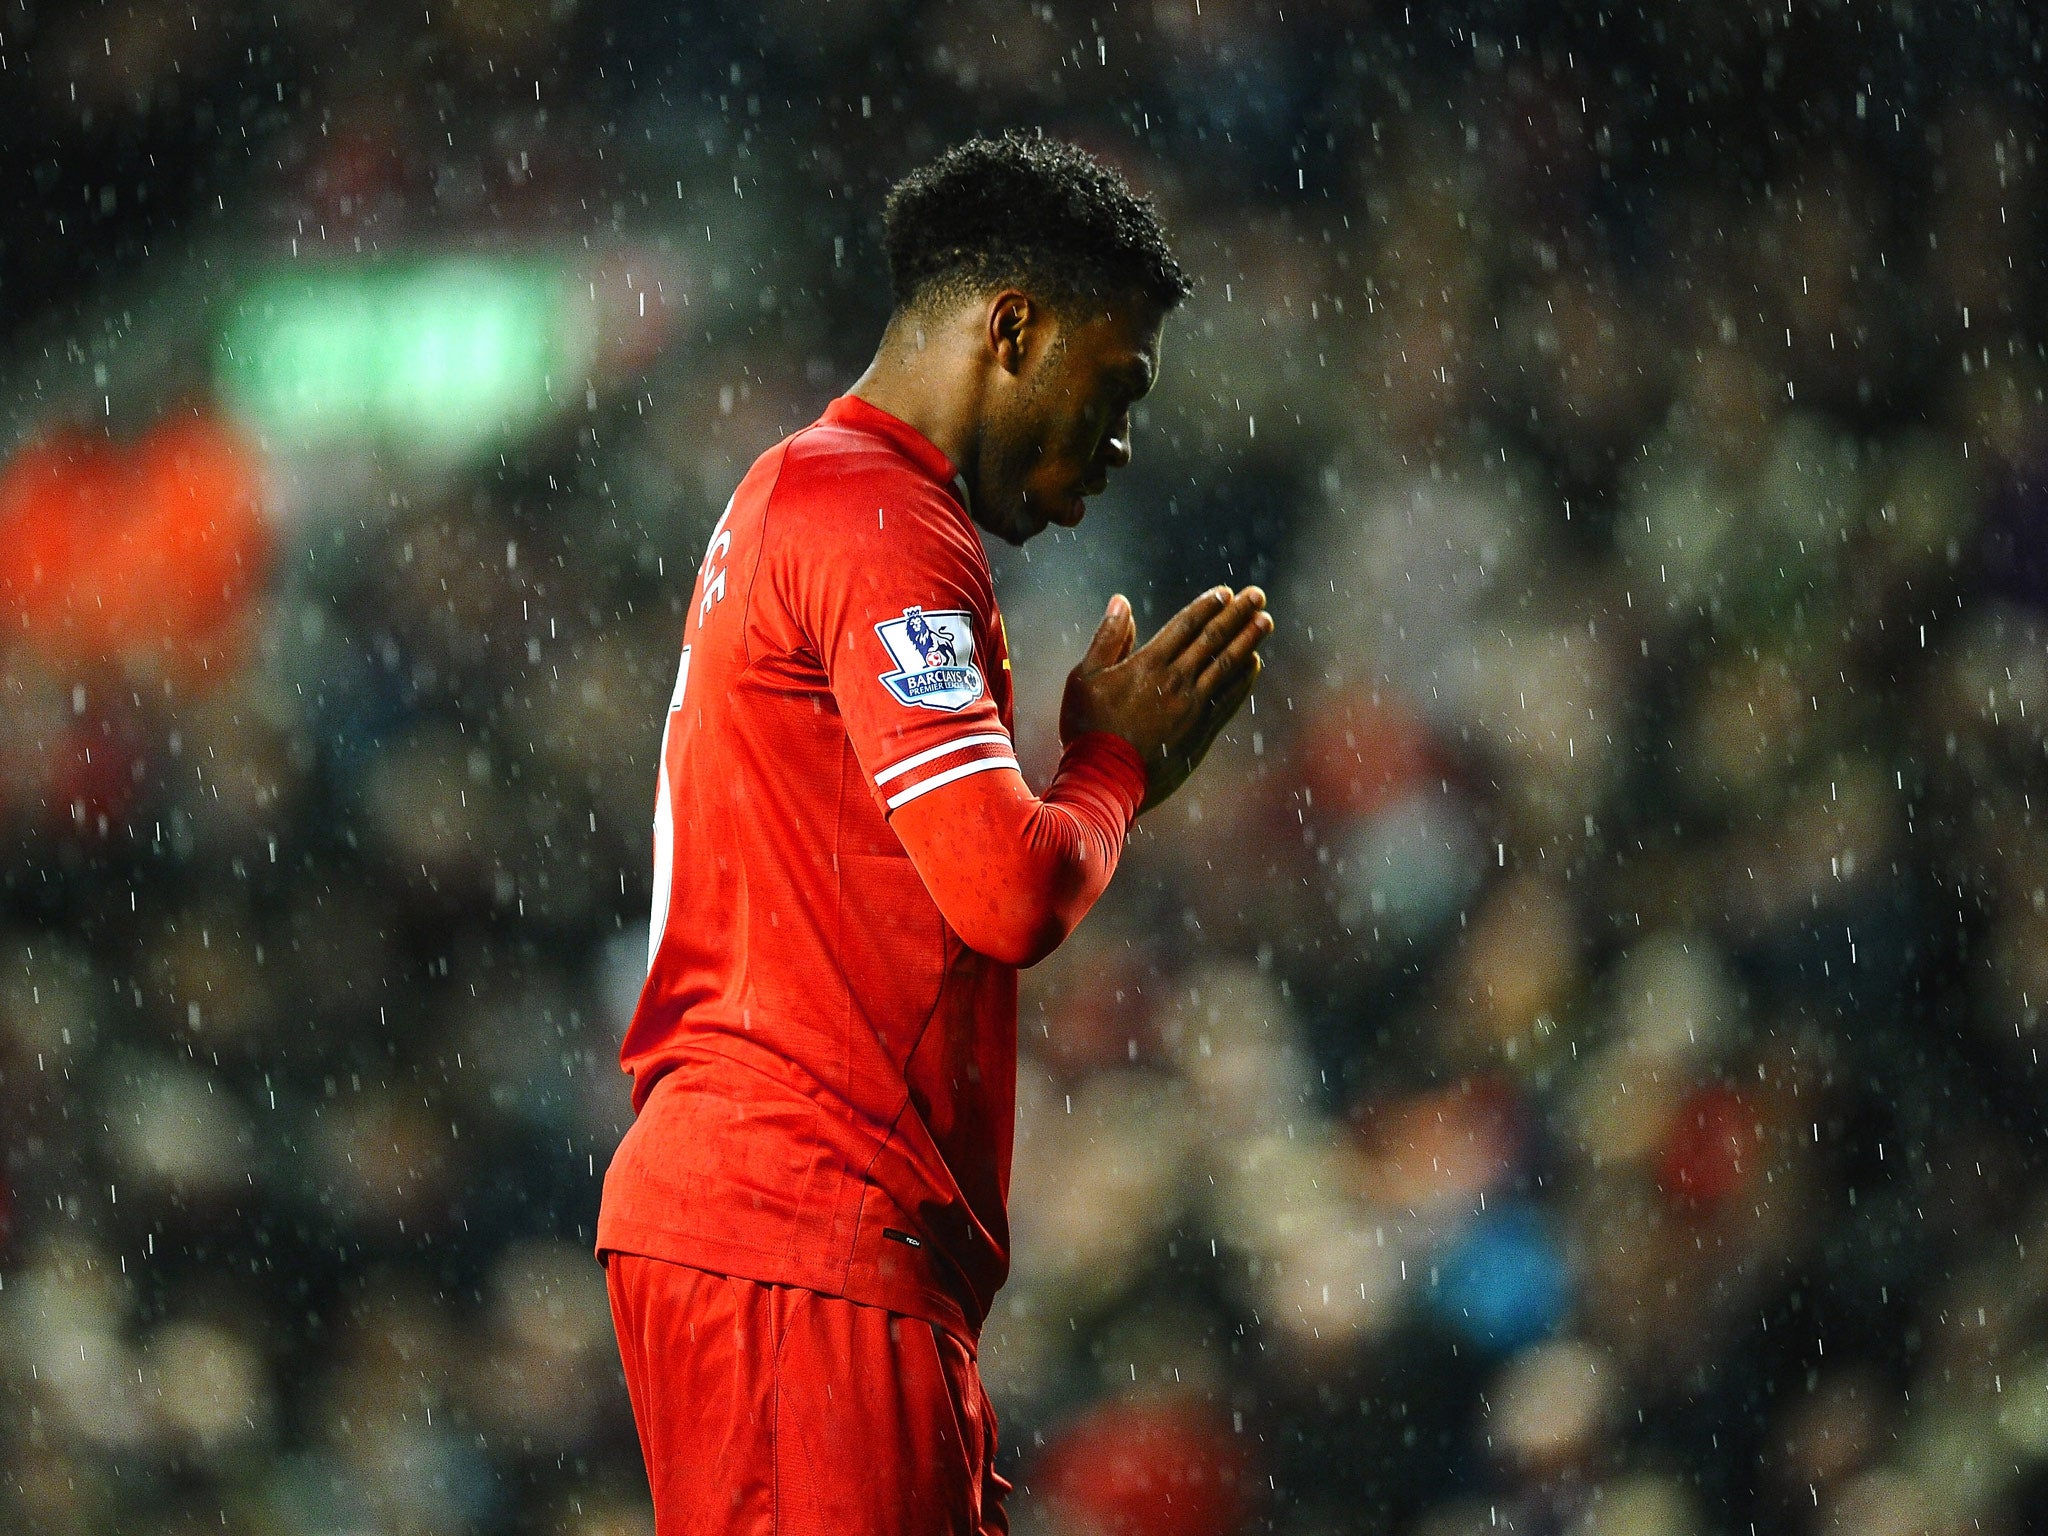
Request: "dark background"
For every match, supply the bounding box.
[2,3,2046,1533]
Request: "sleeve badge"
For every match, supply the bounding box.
[874,606,984,712]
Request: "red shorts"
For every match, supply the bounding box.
[604,1251,1011,1535]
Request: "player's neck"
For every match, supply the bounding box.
[848,326,985,488]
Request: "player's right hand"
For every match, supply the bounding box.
[1059,584,1273,813]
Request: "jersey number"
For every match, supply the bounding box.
[648,502,736,968]
[647,645,691,967]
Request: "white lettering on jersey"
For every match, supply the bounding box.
[697,498,735,629]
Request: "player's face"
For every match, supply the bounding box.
[982,298,1162,545]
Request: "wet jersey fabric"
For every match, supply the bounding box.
[596,393,1142,1341]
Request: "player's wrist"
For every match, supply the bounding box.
[1063,728,1143,769]
[1058,730,1149,817]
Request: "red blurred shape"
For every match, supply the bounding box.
[1033,1398,1254,1536]
[0,416,269,685]
[304,129,411,229]
[1350,1074,1526,1215]
[1656,1084,1754,1209]
[1033,941,1162,1080]
[1298,689,1443,822]
[52,702,147,831]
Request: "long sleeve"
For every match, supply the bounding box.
[887,731,1146,967]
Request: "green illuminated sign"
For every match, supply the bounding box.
[218,262,586,450]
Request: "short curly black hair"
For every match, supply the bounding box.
[882,130,1192,317]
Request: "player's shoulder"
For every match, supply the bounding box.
[780,416,954,508]
[761,415,979,562]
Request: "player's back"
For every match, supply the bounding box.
[598,395,1021,1341]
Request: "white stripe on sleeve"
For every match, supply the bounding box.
[873,732,1015,786]
[884,754,1020,811]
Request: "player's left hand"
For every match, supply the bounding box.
[1059,584,1272,813]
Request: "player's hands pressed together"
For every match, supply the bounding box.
[1060,585,1273,813]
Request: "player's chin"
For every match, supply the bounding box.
[1046,492,1088,529]
[1015,493,1083,541]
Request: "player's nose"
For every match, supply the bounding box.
[1101,425,1132,472]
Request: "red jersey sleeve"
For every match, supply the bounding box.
[781,478,1146,964]
[787,484,1019,816]
[889,730,1146,966]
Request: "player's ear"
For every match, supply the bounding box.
[987,292,1033,377]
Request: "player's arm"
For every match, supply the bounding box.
[886,729,1143,967]
[888,586,1270,966]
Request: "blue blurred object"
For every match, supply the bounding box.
[1427,1205,1570,1353]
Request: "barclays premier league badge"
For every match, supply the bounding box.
[875,606,983,712]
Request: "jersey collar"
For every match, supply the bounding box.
[823,394,974,518]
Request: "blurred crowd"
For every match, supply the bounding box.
[3,2,2047,1534]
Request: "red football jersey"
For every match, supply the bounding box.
[599,394,1041,1340]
